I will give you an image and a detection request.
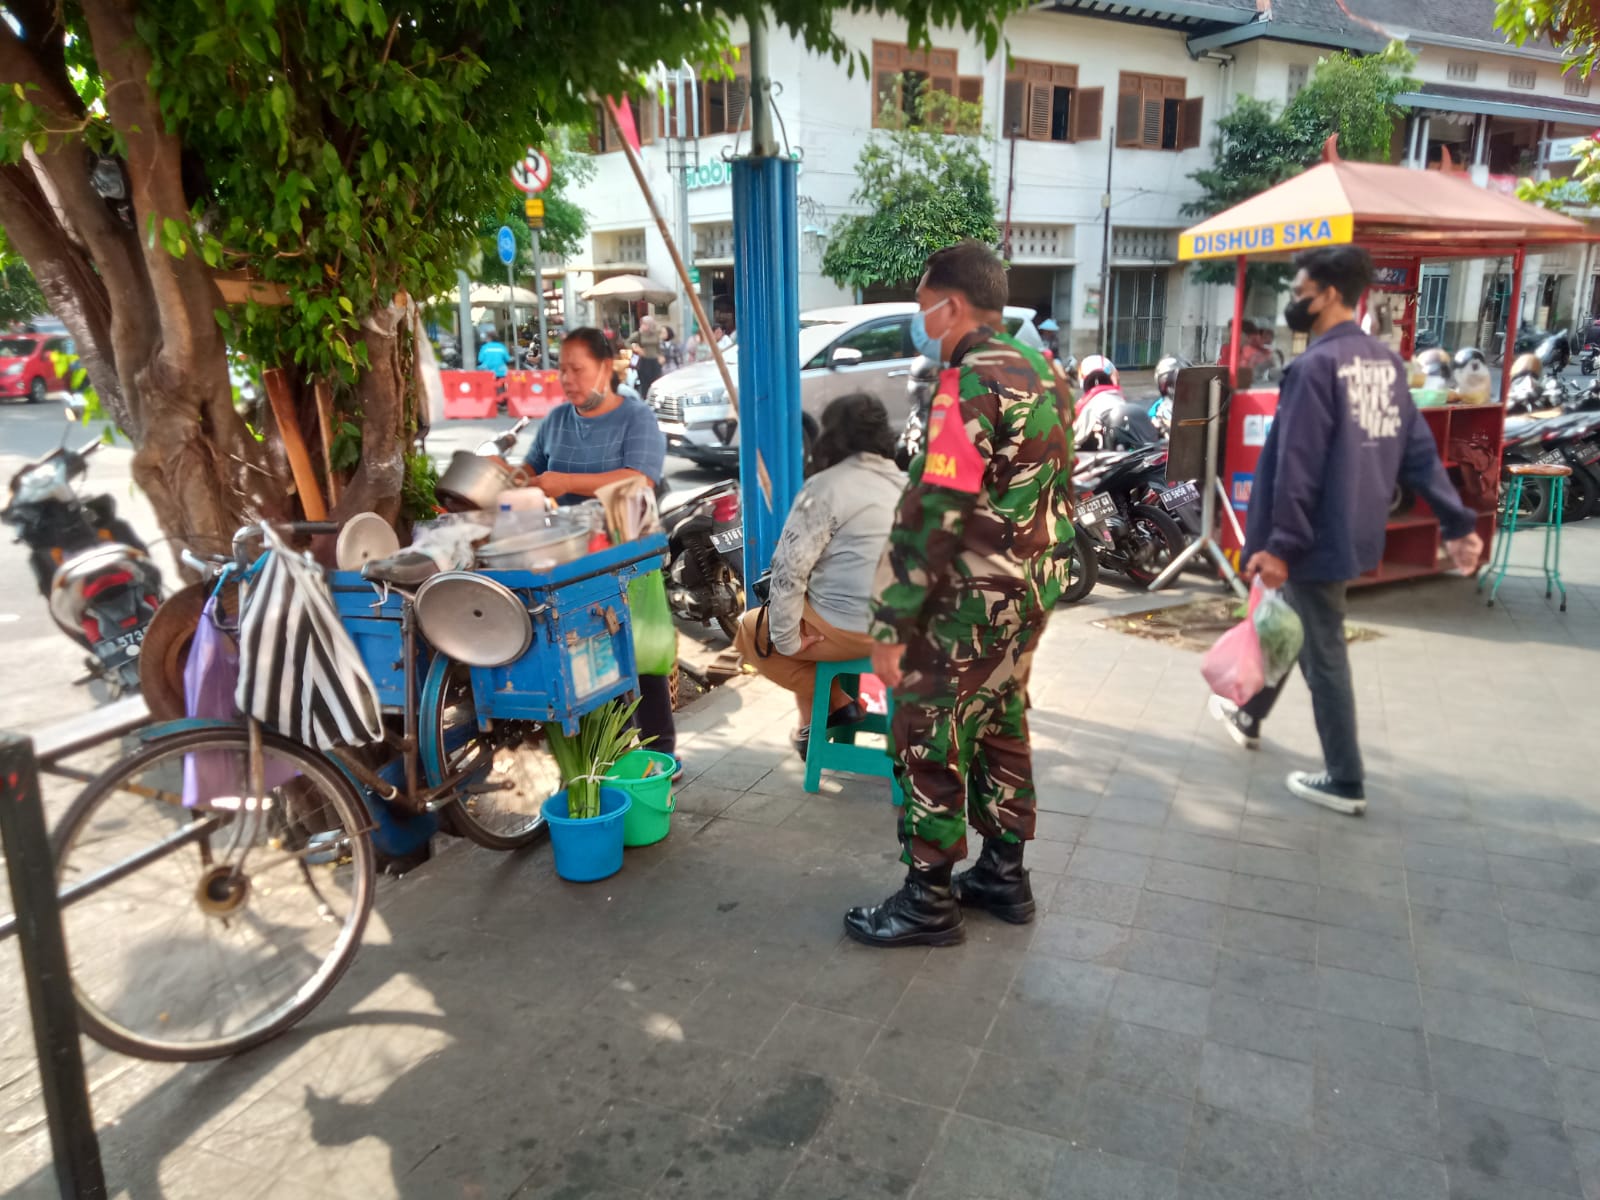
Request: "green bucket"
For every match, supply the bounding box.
[607,750,677,847]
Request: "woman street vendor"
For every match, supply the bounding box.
[519,327,676,758]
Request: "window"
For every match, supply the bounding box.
[1116,73,1202,151]
[871,41,982,129]
[1003,59,1103,142]
[1567,73,1592,97]
[1447,60,1479,82]
[654,47,750,138]
[1509,67,1538,90]
[826,319,911,366]
[1286,63,1309,101]
[588,96,656,153]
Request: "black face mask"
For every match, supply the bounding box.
[1283,294,1318,334]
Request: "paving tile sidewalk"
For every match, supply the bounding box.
[2,530,1599,1199]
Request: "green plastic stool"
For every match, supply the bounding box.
[803,657,904,806]
[1481,462,1569,613]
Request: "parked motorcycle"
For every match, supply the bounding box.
[1503,410,1600,524]
[1537,329,1573,375]
[1073,445,1189,589]
[661,480,745,640]
[893,356,941,471]
[2,410,164,694]
[1580,342,1597,376]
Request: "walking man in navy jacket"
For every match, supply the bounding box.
[1210,246,1483,814]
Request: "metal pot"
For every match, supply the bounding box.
[436,450,513,511]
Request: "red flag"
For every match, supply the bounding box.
[605,96,641,154]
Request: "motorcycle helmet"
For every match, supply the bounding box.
[1154,355,1191,398]
[1454,353,1493,406]
[1511,351,1543,381]
[1414,347,1454,389]
[1078,354,1118,388]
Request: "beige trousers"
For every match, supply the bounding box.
[733,601,879,723]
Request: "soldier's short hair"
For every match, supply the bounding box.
[922,240,1007,314]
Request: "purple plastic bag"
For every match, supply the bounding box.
[182,595,293,806]
[1200,585,1267,707]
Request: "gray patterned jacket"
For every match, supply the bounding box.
[766,453,906,655]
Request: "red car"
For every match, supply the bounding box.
[0,332,76,403]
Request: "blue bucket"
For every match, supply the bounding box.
[540,787,632,882]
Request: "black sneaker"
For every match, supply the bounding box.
[1287,771,1366,816]
[1208,694,1260,750]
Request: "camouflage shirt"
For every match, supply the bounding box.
[870,327,1076,650]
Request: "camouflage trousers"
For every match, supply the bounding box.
[890,621,1040,873]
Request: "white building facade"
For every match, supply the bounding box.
[559,0,1600,367]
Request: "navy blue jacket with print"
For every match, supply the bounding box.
[1243,321,1477,583]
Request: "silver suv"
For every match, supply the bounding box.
[646,302,1044,468]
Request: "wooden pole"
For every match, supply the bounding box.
[603,98,771,504]
[312,379,339,507]
[262,367,328,521]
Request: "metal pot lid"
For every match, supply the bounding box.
[413,571,533,668]
[335,512,401,571]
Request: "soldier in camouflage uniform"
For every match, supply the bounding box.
[844,240,1077,949]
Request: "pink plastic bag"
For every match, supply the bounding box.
[182,594,294,806]
[1201,586,1266,706]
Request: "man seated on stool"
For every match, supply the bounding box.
[732,394,906,760]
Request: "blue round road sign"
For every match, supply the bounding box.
[496,225,516,266]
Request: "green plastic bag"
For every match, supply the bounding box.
[1252,586,1304,688]
[627,569,677,677]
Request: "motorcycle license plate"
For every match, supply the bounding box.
[1078,492,1117,525]
[1536,448,1567,466]
[1574,439,1600,465]
[710,528,744,553]
[1159,482,1199,512]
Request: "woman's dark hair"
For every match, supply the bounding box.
[1082,370,1115,391]
[560,326,620,390]
[812,392,896,472]
[1293,245,1373,306]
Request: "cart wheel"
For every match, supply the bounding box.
[420,657,552,850]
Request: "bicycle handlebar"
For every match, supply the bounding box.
[230,520,343,563]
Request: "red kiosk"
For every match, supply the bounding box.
[1179,139,1596,583]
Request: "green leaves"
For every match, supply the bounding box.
[822,76,998,290]
[1496,1,1600,82]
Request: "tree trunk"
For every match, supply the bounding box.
[335,303,409,525]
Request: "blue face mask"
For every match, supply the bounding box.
[910,298,950,362]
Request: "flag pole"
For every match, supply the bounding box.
[603,96,771,506]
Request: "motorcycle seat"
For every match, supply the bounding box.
[361,553,441,588]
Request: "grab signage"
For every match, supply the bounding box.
[1179,213,1353,261]
[685,149,803,191]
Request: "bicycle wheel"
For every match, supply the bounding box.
[49,725,375,1061]
[421,656,553,850]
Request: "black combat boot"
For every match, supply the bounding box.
[843,866,965,948]
[951,838,1035,924]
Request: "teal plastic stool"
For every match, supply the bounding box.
[803,657,904,806]
[1481,462,1569,613]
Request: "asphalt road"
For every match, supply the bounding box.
[0,403,736,736]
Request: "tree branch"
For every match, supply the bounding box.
[80,0,223,365]
[0,162,126,424]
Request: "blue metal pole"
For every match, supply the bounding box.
[732,155,803,586]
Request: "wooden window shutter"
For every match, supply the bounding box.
[932,70,958,101]
[1164,77,1186,99]
[1116,80,1142,146]
[1025,60,1052,83]
[636,96,655,145]
[726,75,750,131]
[930,49,957,73]
[958,76,982,106]
[1026,82,1053,140]
[1141,94,1163,147]
[1179,96,1204,150]
[1003,79,1026,135]
[874,42,902,71]
[1052,64,1078,88]
[1073,86,1104,141]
